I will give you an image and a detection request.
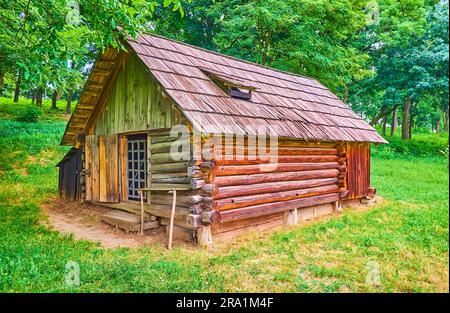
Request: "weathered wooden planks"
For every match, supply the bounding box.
[101,210,159,233]
[119,135,128,201]
[92,54,184,136]
[346,142,370,199]
[85,134,119,203]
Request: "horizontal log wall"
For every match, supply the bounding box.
[200,136,344,231]
[149,131,204,237]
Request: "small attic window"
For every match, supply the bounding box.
[199,67,258,101]
[229,87,252,101]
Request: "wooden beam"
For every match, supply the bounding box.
[92,68,111,76]
[99,59,116,66]
[87,83,104,90]
[73,113,91,119]
[84,90,99,97]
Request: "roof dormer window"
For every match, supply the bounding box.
[229,87,252,101]
[199,67,258,101]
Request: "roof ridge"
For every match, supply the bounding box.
[139,31,325,86]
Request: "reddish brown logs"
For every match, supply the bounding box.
[204,146,338,156]
[205,184,339,211]
[212,155,338,165]
[201,210,221,224]
[202,183,218,195]
[196,139,346,226]
[212,178,338,199]
[213,162,338,176]
[212,169,339,187]
[217,193,340,223]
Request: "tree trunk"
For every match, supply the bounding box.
[444,111,449,133]
[402,96,411,140]
[370,105,387,126]
[36,88,43,107]
[31,90,35,105]
[390,106,398,136]
[342,85,349,104]
[381,113,388,136]
[13,71,22,103]
[436,115,441,135]
[409,109,413,139]
[51,91,58,109]
[66,89,73,114]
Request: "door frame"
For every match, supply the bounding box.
[119,131,152,203]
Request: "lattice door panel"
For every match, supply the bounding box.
[127,134,147,200]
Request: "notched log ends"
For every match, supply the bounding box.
[140,134,366,246]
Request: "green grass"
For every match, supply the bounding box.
[0,98,448,292]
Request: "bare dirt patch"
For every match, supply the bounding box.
[41,197,169,249]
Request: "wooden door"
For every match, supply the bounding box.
[85,134,119,202]
[346,142,370,199]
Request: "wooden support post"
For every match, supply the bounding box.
[284,208,298,226]
[332,200,342,213]
[197,225,213,248]
[140,190,145,235]
[168,190,177,250]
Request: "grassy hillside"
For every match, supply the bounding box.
[0,97,448,292]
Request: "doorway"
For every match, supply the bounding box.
[126,134,147,201]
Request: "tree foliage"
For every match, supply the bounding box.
[0,0,187,102]
[0,0,448,139]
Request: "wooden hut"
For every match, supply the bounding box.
[59,33,386,246]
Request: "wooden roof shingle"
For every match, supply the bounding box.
[129,34,386,143]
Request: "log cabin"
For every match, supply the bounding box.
[58,33,387,246]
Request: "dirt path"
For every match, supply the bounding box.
[41,198,166,249]
[47,212,143,248]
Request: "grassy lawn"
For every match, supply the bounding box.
[0,98,448,292]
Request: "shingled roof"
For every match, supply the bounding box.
[62,33,387,145]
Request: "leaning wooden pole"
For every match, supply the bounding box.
[140,190,145,235]
[168,189,177,250]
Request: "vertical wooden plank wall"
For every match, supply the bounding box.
[85,136,93,201]
[119,135,128,201]
[85,134,119,203]
[346,142,371,199]
[92,54,185,136]
[99,136,106,201]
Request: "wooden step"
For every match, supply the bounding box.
[101,210,159,233]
